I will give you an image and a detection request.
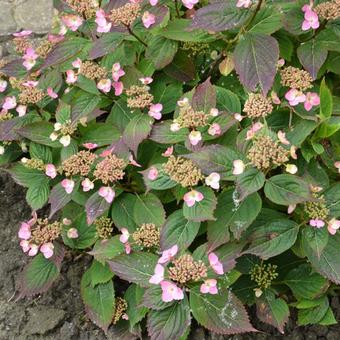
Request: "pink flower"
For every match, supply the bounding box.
[28,244,39,256]
[61,179,75,194]
[18,222,31,240]
[188,130,202,146]
[210,108,219,117]
[182,0,199,10]
[13,30,32,37]
[119,228,130,244]
[67,228,79,239]
[112,63,125,82]
[0,80,7,92]
[162,146,173,157]
[160,281,184,302]
[148,167,159,180]
[2,96,17,110]
[95,9,112,33]
[335,161,340,173]
[72,58,82,69]
[158,245,178,264]
[66,70,77,84]
[208,252,224,275]
[23,47,38,71]
[40,242,54,259]
[139,77,153,85]
[83,143,98,150]
[63,218,72,226]
[81,178,94,192]
[304,92,320,111]
[183,190,204,207]
[113,81,123,96]
[302,7,319,31]
[277,131,290,145]
[290,145,298,160]
[98,186,115,203]
[22,80,38,88]
[45,164,57,179]
[20,240,30,253]
[62,14,83,31]
[208,123,221,136]
[148,103,163,120]
[48,34,64,43]
[328,219,340,235]
[149,264,164,284]
[170,122,181,132]
[310,219,325,228]
[149,0,158,5]
[288,204,296,214]
[16,105,27,117]
[129,154,142,167]
[236,0,252,8]
[205,172,220,190]
[97,79,112,93]
[142,11,156,28]
[200,279,218,294]
[271,91,281,104]
[47,87,58,99]
[246,122,263,140]
[232,160,245,175]
[125,242,131,254]
[285,89,306,106]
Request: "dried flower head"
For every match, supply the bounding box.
[112,297,128,324]
[315,1,340,20]
[243,93,273,118]
[14,37,32,54]
[305,193,330,221]
[95,216,113,239]
[36,40,54,58]
[31,219,62,245]
[163,156,204,187]
[250,263,278,290]
[176,105,209,129]
[0,111,13,122]
[19,87,45,104]
[126,85,154,109]
[168,254,207,284]
[62,150,97,177]
[93,154,126,184]
[65,0,99,18]
[80,61,107,80]
[280,66,313,91]
[109,3,141,27]
[247,135,289,170]
[132,223,160,248]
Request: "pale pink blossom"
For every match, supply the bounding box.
[177,97,189,107]
[62,14,84,31]
[232,160,245,175]
[271,91,281,104]
[23,47,38,71]
[0,80,7,92]
[61,179,75,194]
[210,108,219,117]
[208,252,224,275]
[310,219,325,228]
[72,58,82,69]
[48,34,65,43]
[302,7,319,31]
[149,264,164,284]
[2,96,17,110]
[63,218,72,225]
[288,204,296,214]
[45,164,57,179]
[234,113,243,121]
[113,81,123,96]
[83,143,98,150]
[67,228,79,239]
[208,123,221,136]
[148,167,159,180]
[236,0,252,8]
[182,0,199,9]
[160,281,184,302]
[95,9,112,33]
[66,70,77,84]
[285,89,306,106]
[47,87,58,99]
[170,122,181,132]
[290,145,298,160]
[119,228,130,244]
[335,161,340,173]
[200,279,218,294]
[40,242,54,259]
[162,146,173,157]
[20,240,30,253]
[148,103,162,120]
[97,78,112,93]
[158,245,178,264]
[16,105,27,117]
[188,130,202,146]
[125,242,131,254]
[98,186,115,203]
[183,190,204,207]
[60,135,71,147]
[112,63,125,82]
[328,219,340,235]
[277,131,290,145]
[28,244,39,256]
[142,11,156,28]
[205,172,220,190]
[246,122,263,140]
[13,30,32,37]
[81,178,94,192]
[149,0,158,5]
[129,154,142,167]
[139,77,153,85]
[18,222,31,240]
[304,92,320,111]
[22,80,39,88]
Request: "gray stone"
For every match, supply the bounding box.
[23,306,66,335]
[0,1,18,35]
[13,0,53,34]
[59,321,78,339]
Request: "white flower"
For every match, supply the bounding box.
[286,164,298,174]
[232,160,245,175]
[205,172,221,190]
[60,135,71,147]
[188,130,202,146]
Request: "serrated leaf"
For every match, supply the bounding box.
[80,123,120,147]
[192,78,216,114]
[324,183,340,218]
[26,180,50,210]
[150,120,189,144]
[146,36,178,69]
[163,51,196,82]
[29,142,53,163]
[89,236,125,264]
[49,183,73,218]
[88,260,114,287]
[140,164,177,191]
[71,92,101,122]
[85,191,111,225]
[236,168,265,201]
[124,284,148,328]
[111,193,138,232]
[297,296,329,326]
[7,163,46,188]
[142,286,175,311]
[301,227,329,260]
[249,8,282,34]
[215,87,241,113]
[319,78,333,120]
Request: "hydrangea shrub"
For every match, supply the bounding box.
[1,0,340,337]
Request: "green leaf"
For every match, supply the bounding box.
[80,123,120,147]
[26,179,50,210]
[88,260,114,287]
[160,210,200,252]
[264,174,312,206]
[108,252,159,287]
[146,36,178,69]
[215,87,241,113]
[124,284,148,328]
[71,91,101,122]
[81,269,115,332]
[190,286,255,334]
[29,142,52,163]
[141,164,177,191]
[48,183,74,217]
[301,227,329,260]
[89,236,125,264]
[111,193,138,232]
[319,78,333,120]
[7,163,46,188]
[134,193,166,227]
[147,297,191,340]
[318,308,337,326]
[297,296,329,326]
[183,186,217,222]
[286,120,318,146]
[249,8,282,34]
[142,286,175,311]
[150,120,189,144]
[76,74,100,95]
[284,264,329,300]
[324,183,340,218]
[236,168,266,201]
[245,219,299,259]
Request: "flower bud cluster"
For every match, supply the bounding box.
[65,0,99,19]
[132,223,160,249]
[280,66,313,91]
[243,93,273,119]
[95,216,114,239]
[93,154,126,184]
[315,0,340,20]
[126,85,154,109]
[250,263,278,290]
[109,3,141,27]
[79,61,108,80]
[112,297,128,325]
[62,150,97,177]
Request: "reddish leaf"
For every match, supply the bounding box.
[49,183,74,218]
[85,191,111,225]
[192,78,216,113]
[164,51,196,82]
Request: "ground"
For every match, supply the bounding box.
[0,172,339,339]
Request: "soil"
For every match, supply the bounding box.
[0,172,339,340]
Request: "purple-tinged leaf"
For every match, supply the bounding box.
[192,77,216,113]
[190,1,250,32]
[190,286,256,334]
[0,58,26,77]
[85,191,111,225]
[122,113,153,154]
[89,32,125,59]
[215,242,245,273]
[17,244,64,299]
[108,137,130,160]
[49,183,74,218]
[108,252,158,287]
[234,33,279,95]
[140,164,177,192]
[104,0,130,11]
[142,286,175,311]
[71,92,101,122]
[109,320,141,340]
[164,51,196,82]
[150,5,169,27]
[297,40,328,80]
[150,120,189,144]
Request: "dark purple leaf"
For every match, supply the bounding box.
[0,59,26,77]
[89,32,125,60]
[0,118,23,141]
[85,191,111,225]
[164,51,196,82]
[192,77,216,113]
[234,33,279,95]
[215,242,245,273]
[49,183,74,217]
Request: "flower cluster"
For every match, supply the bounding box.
[93,154,126,184]
[243,93,273,119]
[95,216,114,239]
[62,150,97,177]
[132,223,160,248]
[250,263,278,297]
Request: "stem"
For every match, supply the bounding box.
[244,0,264,31]
[127,26,147,47]
[175,0,181,18]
